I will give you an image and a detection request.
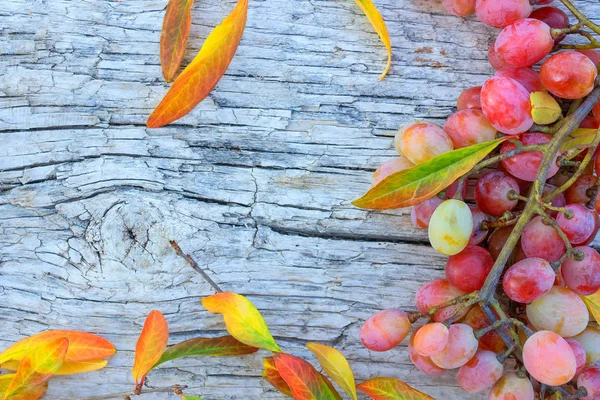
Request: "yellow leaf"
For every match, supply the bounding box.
[583,290,600,324]
[132,310,169,384]
[306,343,358,400]
[353,0,392,80]
[0,375,47,400]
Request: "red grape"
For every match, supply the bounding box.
[523,330,577,386]
[411,196,444,229]
[565,174,596,204]
[445,246,494,292]
[442,0,476,16]
[594,102,600,124]
[527,286,589,337]
[408,331,446,376]
[457,350,504,393]
[462,306,505,353]
[561,246,600,295]
[481,77,533,134]
[521,216,566,262]
[580,115,600,129]
[495,19,553,68]
[578,366,600,400]
[475,0,532,28]
[542,183,566,217]
[494,68,544,93]
[578,49,600,66]
[573,327,600,366]
[444,179,468,200]
[360,309,411,352]
[540,52,598,99]
[457,86,482,110]
[372,157,414,186]
[488,41,509,70]
[397,122,453,164]
[415,279,468,322]
[487,226,514,261]
[502,257,555,303]
[488,373,534,400]
[556,204,596,245]
[469,206,489,245]
[500,133,559,181]
[443,109,497,149]
[413,322,449,356]
[474,171,520,216]
[530,6,569,29]
[565,338,587,377]
[430,324,478,369]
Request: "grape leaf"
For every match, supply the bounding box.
[147,0,248,128]
[582,291,600,324]
[357,377,434,400]
[353,0,392,79]
[153,335,258,368]
[262,357,292,397]
[352,138,506,210]
[273,353,342,400]
[160,0,195,82]
[306,343,357,400]
[132,310,169,384]
[202,292,281,352]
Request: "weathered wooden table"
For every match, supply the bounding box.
[1,0,596,398]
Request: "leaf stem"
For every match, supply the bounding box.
[170,240,223,293]
[73,385,188,400]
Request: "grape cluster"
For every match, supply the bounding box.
[361,0,600,398]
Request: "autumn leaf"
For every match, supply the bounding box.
[306,343,357,400]
[262,357,292,397]
[1,359,108,376]
[160,0,195,82]
[582,291,600,324]
[561,128,599,152]
[132,310,169,384]
[273,353,342,400]
[0,330,115,365]
[353,138,506,210]
[181,396,203,400]
[353,0,392,80]
[3,338,69,400]
[202,292,281,352]
[147,0,248,128]
[357,377,434,400]
[0,374,47,400]
[154,335,258,368]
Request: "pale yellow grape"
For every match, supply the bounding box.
[526,286,589,337]
[428,199,473,255]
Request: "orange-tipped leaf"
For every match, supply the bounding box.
[354,0,392,80]
[132,310,169,383]
[262,357,293,397]
[0,374,47,400]
[357,377,434,400]
[273,353,342,400]
[160,0,195,82]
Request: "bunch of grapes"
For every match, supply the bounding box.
[361,0,600,398]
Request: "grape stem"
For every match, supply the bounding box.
[74,385,188,400]
[170,240,223,293]
[558,0,600,36]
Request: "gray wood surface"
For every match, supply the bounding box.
[1,0,597,398]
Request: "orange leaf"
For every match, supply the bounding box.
[1,359,108,376]
[147,0,248,128]
[132,310,169,384]
[306,343,357,400]
[273,353,342,400]
[353,0,392,80]
[3,338,68,400]
[262,357,292,397]
[0,330,115,365]
[160,0,195,82]
[0,375,47,400]
[357,377,434,400]
[202,292,281,352]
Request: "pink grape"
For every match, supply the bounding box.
[462,306,505,353]
[431,324,478,369]
[488,41,509,70]
[521,216,566,262]
[444,180,468,200]
[445,246,494,292]
[474,171,520,216]
[494,68,544,93]
[360,309,411,352]
[443,109,496,149]
[457,86,482,110]
[500,132,559,181]
[415,279,468,322]
[542,183,566,217]
[502,257,554,303]
[526,286,589,337]
[457,350,504,393]
[411,197,444,229]
[579,50,600,66]
[530,6,569,29]
[481,77,533,134]
[578,366,600,399]
[408,331,446,376]
[523,330,577,386]
[540,52,598,99]
[469,206,489,246]
[475,0,532,28]
[397,122,453,164]
[488,373,534,400]
[372,157,414,186]
[413,322,449,356]
[494,19,553,68]
[573,327,600,365]
[565,338,587,377]
[561,246,600,295]
[442,0,476,16]
[557,204,596,245]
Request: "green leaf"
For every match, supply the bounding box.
[357,377,434,399]
[154,336,258,368]
[353,138,506,210]
[182,396,203,400]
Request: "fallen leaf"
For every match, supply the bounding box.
[160,0,195,82]
[1,359,108,376]
[132,310,169,384]
[154,335,258,368]
[202,292,281,352]
[353,138,505,210]
[583,290,600,324]
[273,353,342,400]
[561,128,599,152]
[306,343,357,400]
[0,374,47,400]
[357,377,434,400]
[262,357,292,397]
[353,0,392,80]
[147,0,248,128]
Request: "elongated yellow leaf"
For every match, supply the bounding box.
[583,291,600,324]
[0,374,47,400]
[161,0,195,82]
[1,359,108,376]
[306,343,357,400]
[353,0,392,80]
[357,377,434,400]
